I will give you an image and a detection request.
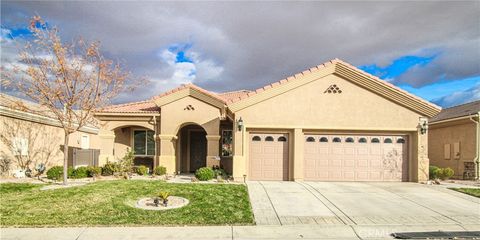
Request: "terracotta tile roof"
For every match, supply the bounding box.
[151,83,227,103]
[225,58,441,112]
[430,100,480,123]
[217,90,252,101]
[96,100,160,113]
[0,93,54,118]
[334,58,442,111]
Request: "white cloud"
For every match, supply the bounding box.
[433,84,480,108]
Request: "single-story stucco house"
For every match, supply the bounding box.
[0,94,99,175]
[94,59,441,182]
[429,100,479,180]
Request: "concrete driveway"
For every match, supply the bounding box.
[247,181,480,227]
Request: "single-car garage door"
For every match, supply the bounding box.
[304,134,408,181]
[249,133,289,181]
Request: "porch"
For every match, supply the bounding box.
[100,120,233,175]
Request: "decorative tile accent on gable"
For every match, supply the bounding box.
[184,105,195,110]
[324,84,342,94]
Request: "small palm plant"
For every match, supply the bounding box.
[154,191,170,207]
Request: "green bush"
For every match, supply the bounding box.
[154,166,167,176]
[102,161,120,176]
[429,165,440,180]
[67,167,74,178]
[195,167,215,181]
[87,166,101,177]
[213,168,227,178]
[436,167,454,180]
[136,165,149,176]
[71,167,88,179]
[46,166,63,180]
[119,150,135,174]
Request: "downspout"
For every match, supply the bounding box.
[469,112,479,180]
[153,115,158,168]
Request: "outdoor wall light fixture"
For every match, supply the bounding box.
[419,118,428,135]
[237,117,244,131]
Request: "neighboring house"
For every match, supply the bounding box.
[429,100,480,180]
[95,59,441,182]
[0,94,99,175]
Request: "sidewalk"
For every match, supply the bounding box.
[2,224,480,240]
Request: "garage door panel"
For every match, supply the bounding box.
[304,134,408,182]
[249,133,289,181]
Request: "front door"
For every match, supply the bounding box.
[189,131,207,172]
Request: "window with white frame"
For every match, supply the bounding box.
[222,130,233,157]
[133,130,155,155]
[81,135,89,149]
[12,137,28,156]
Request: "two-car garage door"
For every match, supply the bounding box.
[248,132,408,181]
[304,134,408,181]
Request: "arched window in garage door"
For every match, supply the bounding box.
[397,138,405,144]
[278,136,287,142]
[384,138,393,143]
[306,137,315,142]
[333,137,342,143]
[252,136,261,141]
[345,137,354,143]
[265,136,274,141]
[319,137,328,142]
[358,137,367,143]
[371,138,380,143]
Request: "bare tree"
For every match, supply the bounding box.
[0,118,61,175]
[2,16,134,184]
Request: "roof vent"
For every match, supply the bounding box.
[324,84,342,94]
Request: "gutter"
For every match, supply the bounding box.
[430,115,478,125]
[469,112,480,180]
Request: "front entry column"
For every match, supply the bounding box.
[159,134,177,175]
[413,117,429,182]
[98,130,115,166]
[206,135,221,168]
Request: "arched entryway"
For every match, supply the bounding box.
[176,124,207,173]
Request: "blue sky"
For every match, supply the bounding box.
[359,55,479,107]
[1,2,479,107]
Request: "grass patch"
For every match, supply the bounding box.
[449,188,480,198]
[0,180,254,227]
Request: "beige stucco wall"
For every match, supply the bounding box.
[158,96,221,174]
[0,115,99,175]
[429,119,478,178]
[113,127,131,161]
[232,73,428,181]
[97,118,157,166]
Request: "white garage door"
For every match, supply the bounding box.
[249,133,289,181]
[304,134,408,181]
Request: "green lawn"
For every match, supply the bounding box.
[450,188,480,198]
[0,180,254,227]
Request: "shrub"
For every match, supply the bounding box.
[87,166,102,177]
[429,165,440,180]
[102,161,120,176]
[213,168,227,179]
[67,167,74,178]
[71,166,88,179]
[195,167,215,181]
[154,166,167,176]
[46,166,63,180]
[436,167,454,180]
[136,165,149,176]
[118,149,135,174]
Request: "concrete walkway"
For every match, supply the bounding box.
[2,224,480,240]
[247,181,480,226]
